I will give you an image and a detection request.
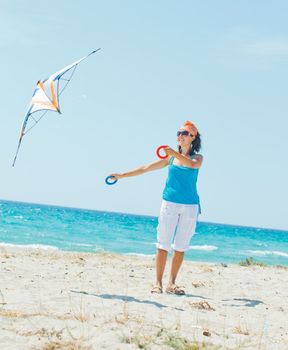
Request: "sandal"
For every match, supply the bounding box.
[166,284,185,295]
[151,285,163,294]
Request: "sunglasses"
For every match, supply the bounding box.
[177,130,193,137]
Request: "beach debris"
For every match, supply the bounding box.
[276,265,288,270]
[12,49,101,166]
[189,301,215,311]
[239,257,267,267]
[0,290,6,308]
[191,280,205,288]
[203,330,211,337]
[199,265,214,272]
[233,326,249,335]
[191,280,214,288]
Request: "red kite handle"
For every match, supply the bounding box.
[156,145,168,159]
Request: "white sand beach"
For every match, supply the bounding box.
[0,246,287,349]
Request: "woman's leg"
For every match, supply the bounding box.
[153,200,179,293]
[168,250,184,286]
[155,248,168,287]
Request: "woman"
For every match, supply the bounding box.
[110,121,203,295]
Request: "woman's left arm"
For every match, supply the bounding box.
[164,147,203,168]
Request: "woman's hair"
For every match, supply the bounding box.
[178,133,202,156]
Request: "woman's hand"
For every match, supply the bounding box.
[163,146,177,157]
[109,173,123,180]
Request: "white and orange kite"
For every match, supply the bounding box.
[13,49,101,166]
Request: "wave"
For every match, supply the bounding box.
[71,243,94,247]
[189,245,218,251]
[148,243,218,252]
[125,253,154,258]
[255,242,268,247]
[246,250,288,258]
[0,242,59,251]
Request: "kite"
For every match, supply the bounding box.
[12,48,101,166]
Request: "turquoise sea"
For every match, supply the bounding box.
[0,200,288,266]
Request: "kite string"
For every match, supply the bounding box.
[24,110,49,135]
[59,65,77,96]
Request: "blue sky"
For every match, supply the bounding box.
[1,0,287,230]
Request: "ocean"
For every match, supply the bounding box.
[0,200,287,266]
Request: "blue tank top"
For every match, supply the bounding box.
[162,156,200,205]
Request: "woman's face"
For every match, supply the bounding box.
[176,130,194,147]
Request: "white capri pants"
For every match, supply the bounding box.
[157,200,199,252]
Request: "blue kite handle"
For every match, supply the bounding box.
[105,175,118,185]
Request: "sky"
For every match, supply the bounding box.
[0,0,288,230]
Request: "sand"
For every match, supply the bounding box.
[0,246,287,350]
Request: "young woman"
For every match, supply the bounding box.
[110,121,203,295]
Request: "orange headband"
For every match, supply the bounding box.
[179,121,198,137]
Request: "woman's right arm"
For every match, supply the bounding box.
[110,159,169,180]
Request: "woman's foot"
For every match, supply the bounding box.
[151,285,163,294]
[165,284,185,295]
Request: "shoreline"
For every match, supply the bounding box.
[1,241,288,268]
[1,246,287,349]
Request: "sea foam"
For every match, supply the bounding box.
[247,250,288,258]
